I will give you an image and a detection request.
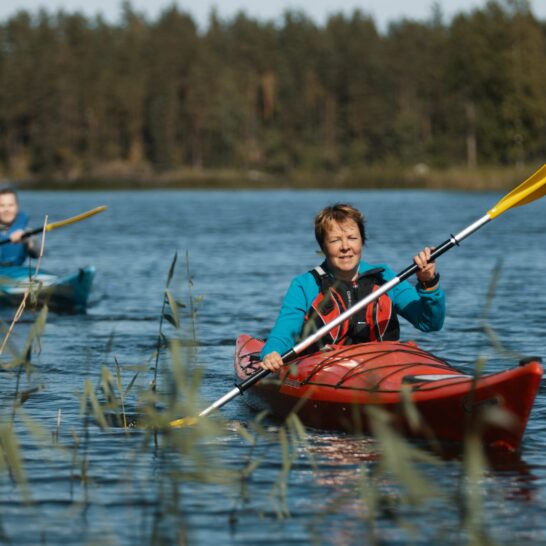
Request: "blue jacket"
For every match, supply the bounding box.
[0,212,30,266]
[261,260,445,358]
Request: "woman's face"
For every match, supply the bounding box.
[322,219,362,281]
[0,193,19,225]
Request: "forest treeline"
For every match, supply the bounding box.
[0,0,545,187]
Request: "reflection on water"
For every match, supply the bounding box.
[1,189,545,545]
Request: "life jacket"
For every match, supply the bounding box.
[0,212,30,266]
[301,265,400,352]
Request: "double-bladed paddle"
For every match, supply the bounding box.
[0,205,107,246]
[169,164,546,428]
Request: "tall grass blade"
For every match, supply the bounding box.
[0,424,30,500]
[166,252,178,288]
[165,289,181,329]
[82,380,108,429]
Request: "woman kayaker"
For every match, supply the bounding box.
[0,187,39,266]
[260,203,445,372]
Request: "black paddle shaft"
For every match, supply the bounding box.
[396,236,458,282]
[0,227,41,246]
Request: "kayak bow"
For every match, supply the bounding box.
[0,265,96,312]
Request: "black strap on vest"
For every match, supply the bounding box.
[310,266,386,299]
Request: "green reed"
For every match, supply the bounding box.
[0,304,49,500]
[0,422,29,498]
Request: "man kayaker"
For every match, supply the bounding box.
[0,187,39,266]
[260,203,445,371]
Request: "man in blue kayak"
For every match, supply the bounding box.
[0,187,39,266]
[260,203,445,372]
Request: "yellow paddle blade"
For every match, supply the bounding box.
[169,416,199,428]
[45,205,107,231]
[488,164,546,219]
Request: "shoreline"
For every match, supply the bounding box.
[7,164,540,191]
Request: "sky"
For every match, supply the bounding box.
[1,0,545,30]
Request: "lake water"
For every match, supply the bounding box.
[1,187,545,545]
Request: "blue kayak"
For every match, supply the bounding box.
[0,265,96,312]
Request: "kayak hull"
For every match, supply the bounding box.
[0,265,96,312]
[234,335,543,451]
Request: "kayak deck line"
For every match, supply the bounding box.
[240,343,470,392]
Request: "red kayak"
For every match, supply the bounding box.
[234,335,543,451]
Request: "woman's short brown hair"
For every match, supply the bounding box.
[314,203,366,250]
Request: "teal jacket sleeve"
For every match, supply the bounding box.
[260,272,318,359]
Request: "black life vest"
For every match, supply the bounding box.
[301,265,400,352]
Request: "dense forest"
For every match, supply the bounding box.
[0,0,545,187]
